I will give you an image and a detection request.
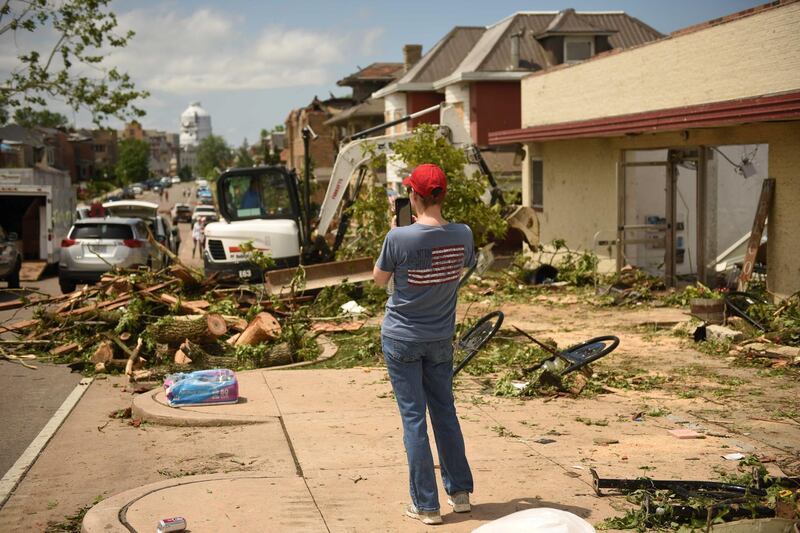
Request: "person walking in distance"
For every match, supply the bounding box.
[191,217,204,259]
[372,163,475,526]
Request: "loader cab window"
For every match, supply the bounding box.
[224,171,294,219]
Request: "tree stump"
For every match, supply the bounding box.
[147,313,227,346]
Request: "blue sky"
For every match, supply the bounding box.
[2,0,763,145]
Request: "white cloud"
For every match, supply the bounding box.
[109,6,360,93]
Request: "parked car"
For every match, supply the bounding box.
[145,178,160,190]
[171,176,181,184]
[196,179,209,188]
[121,187,136,200]
[152,184,162,195]
[58,217,162,293]
[103,200,180,263]
[171,203,193,224]
[192,205,218,224]
[160,176,172,188]
[131,184,143,195]
[0,225,22,289]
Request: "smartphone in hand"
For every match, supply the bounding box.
[395,197,412,227]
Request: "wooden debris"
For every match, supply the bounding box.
[235,312,281,346]
[310,320,365,334]
[148,313,227,346]
[51,342,80,357]
[124,338,145,376]
[91,341,114,364]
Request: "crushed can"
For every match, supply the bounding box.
[157,516,187,533]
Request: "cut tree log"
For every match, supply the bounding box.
[148,313,227,346]
[176,314,247,331]
[174,348,191,365]
[235,312,281,346]
[91,340,114,364]
[176,339,210,368]
[168,264,202,288]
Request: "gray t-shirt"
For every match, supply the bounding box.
[376,223,476,342]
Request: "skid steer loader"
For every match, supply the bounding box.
[202,103,539,294]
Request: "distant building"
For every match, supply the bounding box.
[121,121,180,176]
[87,129,118,177]
[284,95,354,181]
[325,61,404,145]
[180,102,212,176]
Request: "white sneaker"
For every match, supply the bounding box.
[405,504,443,525]
[448,491,471,513]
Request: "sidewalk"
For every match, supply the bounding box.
[78,369,615,532]
[1,362,786,532]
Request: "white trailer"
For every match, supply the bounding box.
[0,167,75,271]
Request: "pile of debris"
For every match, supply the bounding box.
[674,290,800,369]
[0,258,367,381]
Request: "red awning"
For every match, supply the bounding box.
[488,90,800,145]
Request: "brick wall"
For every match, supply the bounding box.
[520,2,800,127]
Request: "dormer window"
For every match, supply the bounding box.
[564,37,594,63]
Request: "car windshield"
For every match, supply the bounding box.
[225,171,292,218]
[71,224,133,240]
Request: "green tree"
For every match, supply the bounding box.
[235,138,254,168]
[12,108,69,128]
[178,165,192,182]
[196,135,231,179]
[115,138,149,185]
[391,124,507,245]
[0,0,149,124]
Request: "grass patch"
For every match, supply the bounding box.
[305,327,383,369]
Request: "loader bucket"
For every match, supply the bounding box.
[265,257,374,296]
[504,205,540,249]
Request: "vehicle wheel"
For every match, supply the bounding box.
[558,336,620,375]
[453,311,505,376]
[7,259,21,289]
[59,279,76,294]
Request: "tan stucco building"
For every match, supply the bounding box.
[491,0,800,299]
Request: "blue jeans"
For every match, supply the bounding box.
[381,335,473,512]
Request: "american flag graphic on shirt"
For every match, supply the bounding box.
[407,245,465,286]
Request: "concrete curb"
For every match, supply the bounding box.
[131,335,339,426]
[81,472,286,533]
[131,389,278,427]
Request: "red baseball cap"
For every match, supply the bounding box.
[402,163,447,198]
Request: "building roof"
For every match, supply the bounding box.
[324,98,385,126]
[536,8,616,37]
[373,26,486,97]
[0,124,45,147]
[433,10,662,88]
[337,63,403,87]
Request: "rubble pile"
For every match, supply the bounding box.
[0,260,367,380]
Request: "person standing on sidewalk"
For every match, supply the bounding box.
[373,163,475,526]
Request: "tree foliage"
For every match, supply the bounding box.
[0,0,149,124]
[115,138,149,185]
[11,107,69,128]
[234,139,254,168]
[390,124,507,245]
[196,135,231,179]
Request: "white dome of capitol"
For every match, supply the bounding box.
[179,101,212,148]
[181,101,210,119]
